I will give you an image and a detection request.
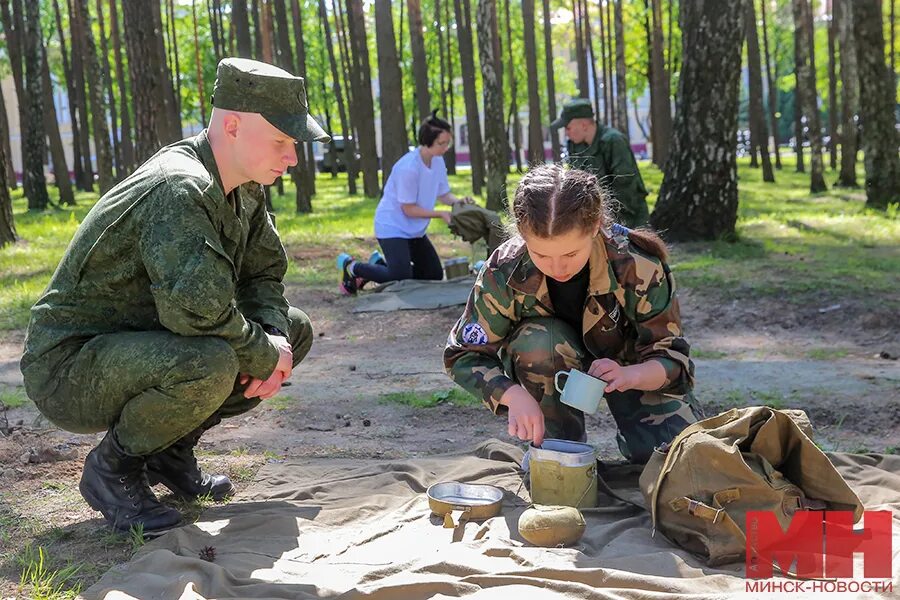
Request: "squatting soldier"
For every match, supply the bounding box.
[552,98,650,228]
[444,164,702,463]
[20,58,330,532]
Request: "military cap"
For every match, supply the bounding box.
[211,57,330,143]
[550,98,595,129]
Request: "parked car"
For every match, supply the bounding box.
[317,136,350,173]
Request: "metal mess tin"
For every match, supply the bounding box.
[426,481,504,529]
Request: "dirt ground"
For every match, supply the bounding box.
[0,284,898,596]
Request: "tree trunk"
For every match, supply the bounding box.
[586,0,602,123]
[438,0,457,173]
[604,0,615,124]
[319,0,355,193]
[826,0,837,170]
[0,0,24,190]
[251,0,264,59]
[745,0,774,182]
[0,81,15,189]
[299,3,318,200]
[290,0,316,211]
[375,0,408,185]
[477,0,507,212]
[208,0,223,60]
[123,0,180,163]
[614,0,629,137]
[853,0,900,208]
[345,0,380,197]
[835,0,858,187]
[21,0,50,210]
[96,0,121,180]
[649,0,744,241]
[262,0,275,64]
[760,0,782,169]
[191,0,207,126]
[542,0,560,160]
[642,0,655,156]
[109,0,133,175]
[0,133,15,245]
[50,0,74,190]
[504,0,523,172]
[649,0,671,167]
[75,0,114,194]
[792,7,806,173]
[522,0,543,165]
[408,0,432,120]
[165,0,182,121]
[792,0,826,192]
[331,0,360,193]
[573,0,590,98]
[65,0,95,190]
[233,0,252,58]
[152,1,182,141]
[41,48,75,205]
[454,0,485,194]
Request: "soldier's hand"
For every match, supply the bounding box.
[240,370,286,400]
[588,358,639,393]
[500,385,545,446]
[267,333,293,378]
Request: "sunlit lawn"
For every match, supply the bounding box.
[1,156,897,330]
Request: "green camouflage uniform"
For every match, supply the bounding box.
[566,126,650,229]
[21,131,312,456]
[444,228,702,464]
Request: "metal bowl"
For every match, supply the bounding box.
[427,481,504,526]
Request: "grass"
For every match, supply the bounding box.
[379,387,481,409]
[0,387,29,408]
[16,546,82,600]
[807,348,850,360]
[2,158,897,330]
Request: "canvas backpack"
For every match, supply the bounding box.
[638,406,864,566]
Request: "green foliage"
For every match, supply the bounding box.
[17,546,82,600]
[0,387,29,408]
[380,387,481,408]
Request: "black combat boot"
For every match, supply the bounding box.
[79,430,182,532]
[145,418,235,501]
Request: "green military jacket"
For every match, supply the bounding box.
[566,123,649,227]
[444,230,693,413]
[21,131,289,400]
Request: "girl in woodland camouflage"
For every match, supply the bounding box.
[444,164,702,463]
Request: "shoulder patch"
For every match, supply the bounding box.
[462,323,488,345]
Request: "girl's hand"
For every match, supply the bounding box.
[439,211,453,225]
[499,385,546,446]
[587,358,639,393]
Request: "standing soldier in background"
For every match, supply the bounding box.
[552,99,650,228]
[20,58,330,533]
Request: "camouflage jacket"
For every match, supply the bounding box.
[444,231,693,413]
[21,131,289,400]
[566,123,648,209]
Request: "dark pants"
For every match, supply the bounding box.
[27,307,313,456]
[352,236,443,284]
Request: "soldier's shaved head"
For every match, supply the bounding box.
[208,107,298,193]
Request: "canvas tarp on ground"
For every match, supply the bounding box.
[84,440,900,600]
[351,278,475,313]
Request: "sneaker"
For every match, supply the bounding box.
[336,253,364,296]
[368,250,386,267]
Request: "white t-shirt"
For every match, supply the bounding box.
[374,148,451,239]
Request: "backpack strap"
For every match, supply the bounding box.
[648,409,741,535]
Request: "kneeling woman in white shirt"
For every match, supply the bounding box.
[337,111,471,295]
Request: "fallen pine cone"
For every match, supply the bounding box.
[198,546,217,562]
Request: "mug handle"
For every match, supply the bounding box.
[554,370,569,394]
